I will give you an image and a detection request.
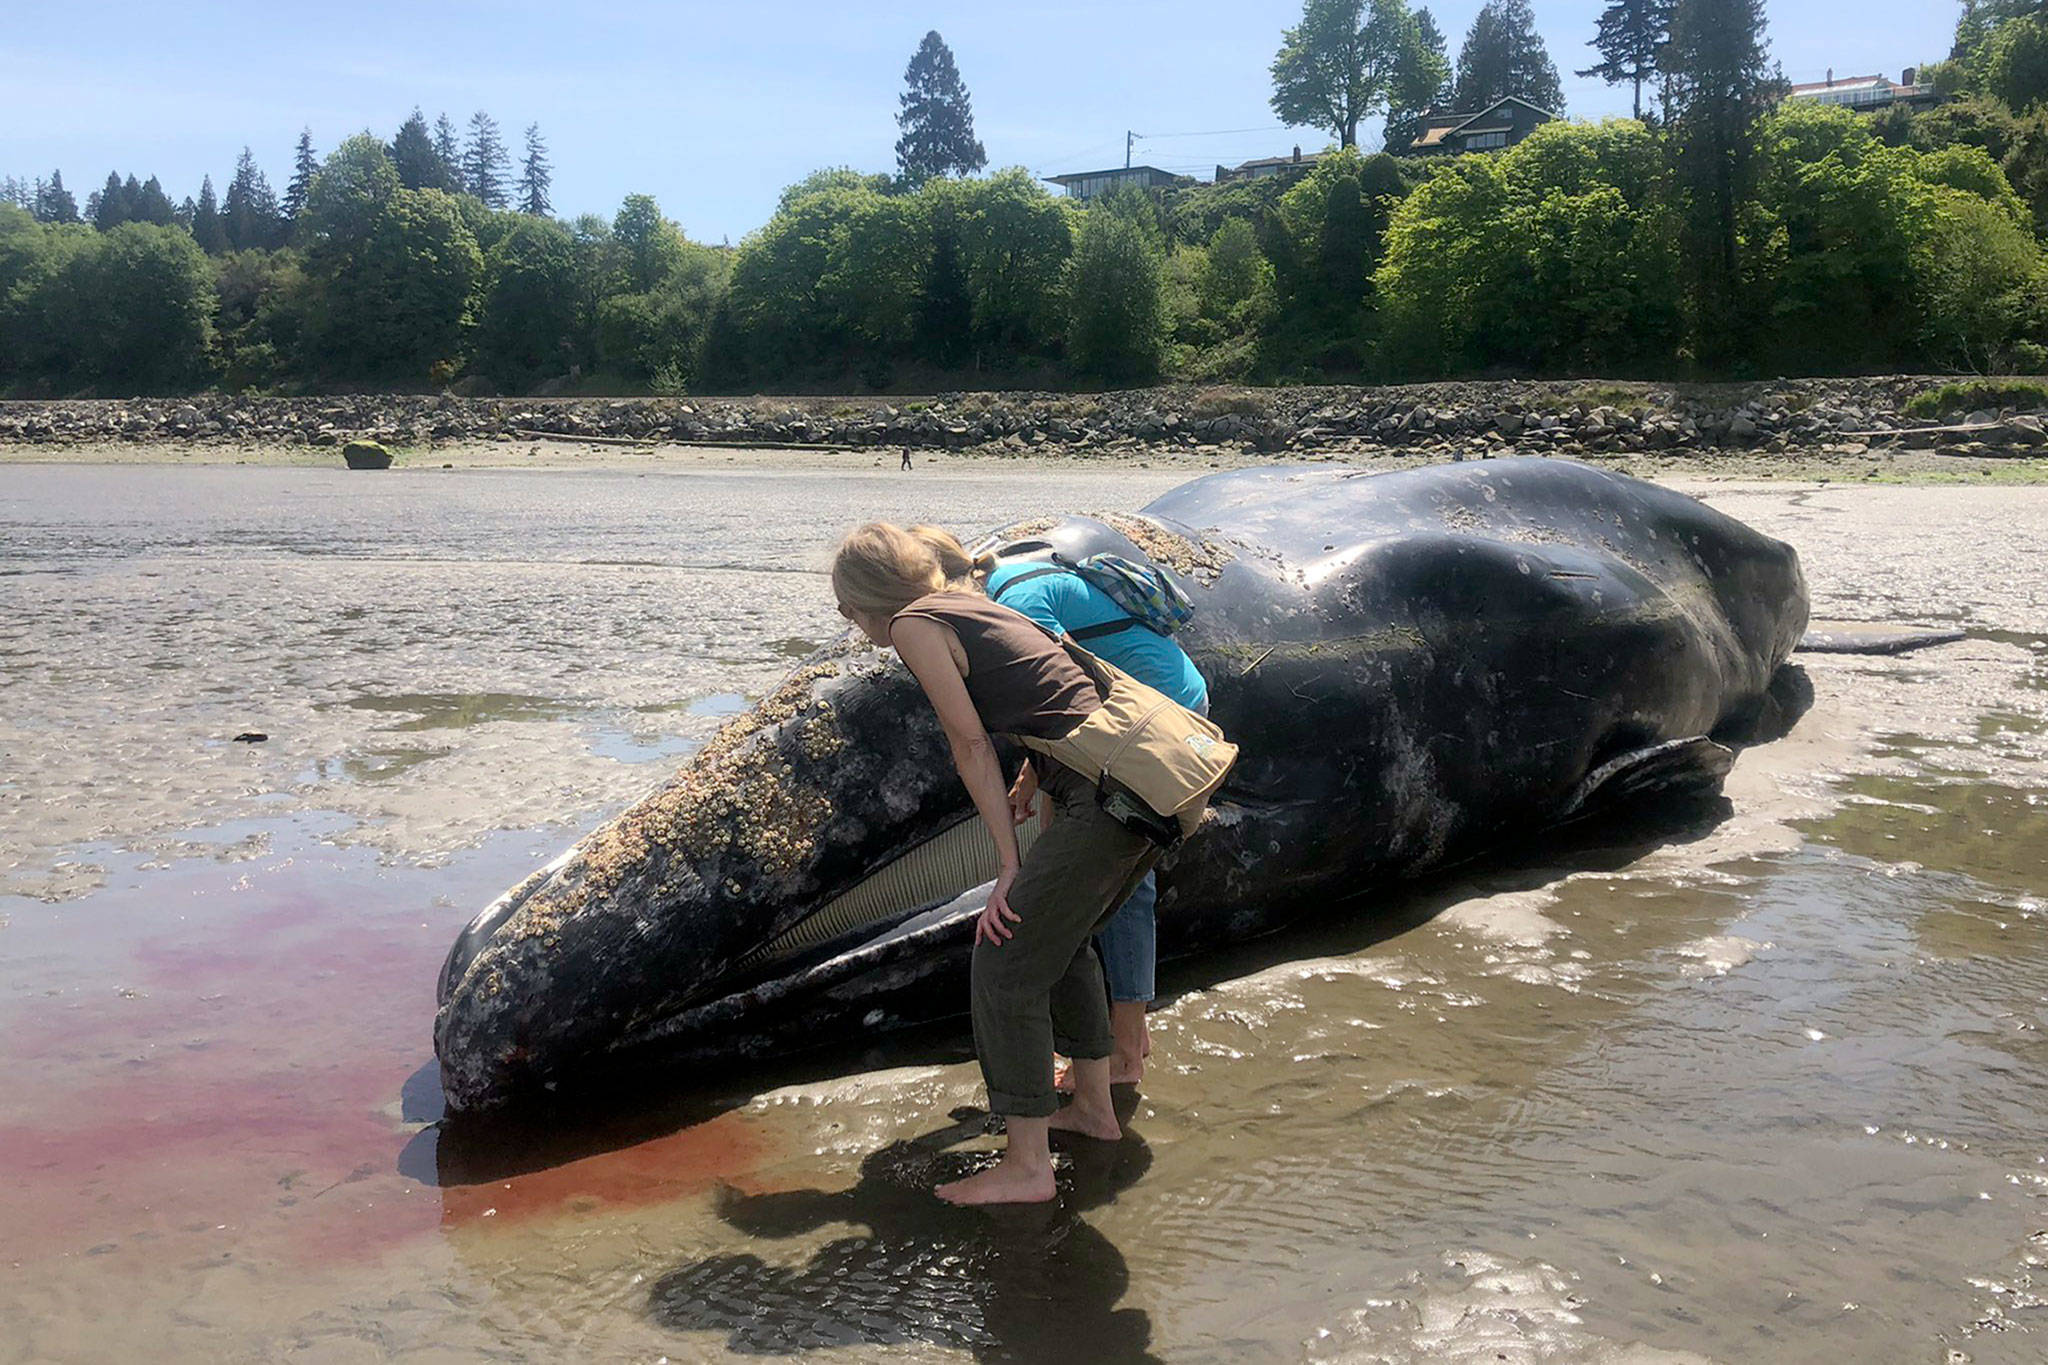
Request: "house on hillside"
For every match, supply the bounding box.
[1401,96,1559,156]
[1784,69,1944,113]
[1214,147,1324,184]
[1044,165,1193,201]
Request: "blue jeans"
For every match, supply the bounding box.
[1094,870,1157,1003]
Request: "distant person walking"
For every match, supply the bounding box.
[979,545,1209,1087]
[901,448,913,471]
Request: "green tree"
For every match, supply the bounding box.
[464,112,509,209]
[392,109,457,192]
[283,128,318,225]
[1385,6,1455,152]
[820,192,930,351]
[1661,0,1780,368]
[214,248,308,389]
[917,223,973,365]
[91,172,132,230]
[134,176,174,226]
[300,135,400,261]
[610,193,688,291]
[1954,0,2046,69]
[1066,205,1168,381]
[1453,0,1567,113]
[938,169,1076,350]
[34,171,79,224]
[433,114,466,194]
[518,124,552,216]
[57,224,217,388]
[1199,217,1275,318]
[1271,0,1441,149]
[895,31,988,189]
[1579,0,1672,119]
[191,175,227,252]
[222,147,281,251]
[1985,14,2048,111]
[309,187,481,379]
[475,216,578,382]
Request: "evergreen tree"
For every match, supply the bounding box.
[34,170,79,224]
[433,113,465,194]
[1661,0,1780,367]
[1384,6,1455,151]
[1579,0,1672,119]
[0,176,29,209]
[93,171,131,230]
[283,128,318,225]
[393,108,457,191]
[222,147,282,251]
[1271,0,1442,150]
[464,111,509,208]
[518,123,552,215]
[894,31,988,188]
[1453,0,1566,112]
[135,175,175,225]
[192,174,227,252]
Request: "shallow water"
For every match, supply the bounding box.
[2,463,2045,1363]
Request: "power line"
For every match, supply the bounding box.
[1136,124,1291,140]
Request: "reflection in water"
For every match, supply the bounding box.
[650,1107,1157,1363]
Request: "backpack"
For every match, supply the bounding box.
[992,551,1194,641]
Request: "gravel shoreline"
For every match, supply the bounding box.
[6,376,2048,471]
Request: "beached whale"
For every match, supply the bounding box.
[434,459,1809,1112]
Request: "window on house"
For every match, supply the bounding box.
[1465,131,1508,150]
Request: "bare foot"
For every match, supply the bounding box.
[935,1158,1057,1205]
[1048,1100,1122,1142]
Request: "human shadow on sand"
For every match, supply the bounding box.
[645,1103,1159,1364]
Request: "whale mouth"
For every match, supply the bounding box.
[727,814,1045,976]
[437,811,1042,1027]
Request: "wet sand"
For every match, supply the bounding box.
[2,455,2044,1363]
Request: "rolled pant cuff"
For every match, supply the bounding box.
[987,1087,1059,1119]
[1055,1032,1114,1060]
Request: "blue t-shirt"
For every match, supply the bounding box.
[985,562,1209,711]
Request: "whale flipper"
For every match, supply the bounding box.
[1558,736,1734,819]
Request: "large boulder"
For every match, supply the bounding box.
[342,439,393,470]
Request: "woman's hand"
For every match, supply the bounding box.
[1006,765,1039,825]
[976,865,1021,946]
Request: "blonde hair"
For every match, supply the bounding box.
[831,523,982,616]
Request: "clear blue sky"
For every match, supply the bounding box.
[4,1,1959,243]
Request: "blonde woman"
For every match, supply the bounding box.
[832,522,1157,1205]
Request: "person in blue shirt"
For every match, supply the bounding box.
[979,549,1210,1088]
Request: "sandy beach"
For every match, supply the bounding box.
[2,450,2043,1362]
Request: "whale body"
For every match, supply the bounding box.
[434,459,1809,1111]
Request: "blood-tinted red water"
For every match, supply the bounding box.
[0,826,768,1272]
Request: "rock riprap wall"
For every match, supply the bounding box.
[3,379,2043,456]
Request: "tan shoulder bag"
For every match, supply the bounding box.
[1020,641,1237,844]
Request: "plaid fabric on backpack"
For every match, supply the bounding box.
[1051,551,1194,637]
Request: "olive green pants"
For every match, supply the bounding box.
[971,762,1160,1118]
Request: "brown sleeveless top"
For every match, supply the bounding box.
[891,592,1102,739]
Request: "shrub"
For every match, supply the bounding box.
[1904,379,2048,419]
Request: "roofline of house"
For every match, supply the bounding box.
[1043,165,1184,185]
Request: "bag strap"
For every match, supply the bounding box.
[988,565,1064,600]
[1069,618,1139,642]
